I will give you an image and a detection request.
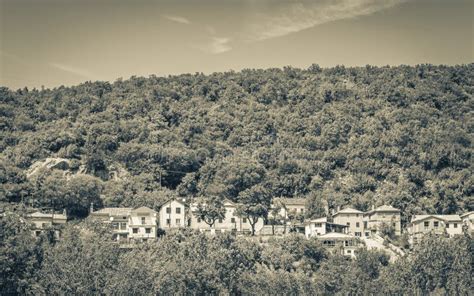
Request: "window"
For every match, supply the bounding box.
[453,223,458,228]
[446,223,449,228]
[363,221,368,229]
[166,219,170,225]
[132,228,138,234]
[424,221,429,229]
[392,223,396,228]
[120,222,127,230]
[176,219,181,225]
[197,218,201,223]
[365,232,369,237]
[356,222,360,228]
[141,217,146,225]
[231,218,236,223]
[112,222,119,229]
[166,207,171,214]
[35,231,41,237]
[346,222,350,227]
[434,221,439,228]
[176,208,181,214]
[145,228,151,234]
[300,208,304,213]
[355,232,361,237]
[218,218,223,223]
[243,218,247,223]
[347,250,352,254]
[315,223,322,227]
[42,223,49,228]
[356,214,359,217]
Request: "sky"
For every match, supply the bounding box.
[0,0,472,89]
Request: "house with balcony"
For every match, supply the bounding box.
[90,206,158,242]
[316,232,362,258]
[304,217,348,238]
[128,207,158,241]
[408,214,463,245]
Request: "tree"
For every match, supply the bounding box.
[236,185,271,236]
[194,196,226,229]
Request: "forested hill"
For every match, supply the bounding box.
[1,64,473,220]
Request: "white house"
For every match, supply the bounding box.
[304,217,348,239]
[90,206,158,242]
[158,199,188,230]
[190,200,264,235]
[408,214,463,245]
[28,210,67,239]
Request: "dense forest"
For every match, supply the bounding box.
[1,64,472,221]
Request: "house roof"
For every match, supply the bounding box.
[92,208,132,216]
[317,232,355,239]
[460,211,474,218]
[372,205,400,213]
[411,214,462,224]
[131,206,156,213]
[333,207,364,216]
[274,198,306,206]
[28,211,67,220]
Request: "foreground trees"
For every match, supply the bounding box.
[1,216,472,295]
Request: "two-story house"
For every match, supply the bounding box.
[364,205,401,236]
[190,200,264,234]
[158,199,188,229]
[28,210,68,239]
[90,206,158,242]
[272,198,307,220]
[304,217,348,238]
[332,208,365,237]
[128,207,158,241]
[408,214,463,245]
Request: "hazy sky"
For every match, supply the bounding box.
[1,0,472,89]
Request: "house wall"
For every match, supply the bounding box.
[305,222,326,238]
[190,205,264,234]
[158,200,187,229]
[333,213,364,236]
[128,212,158,239]
[366,211,401,236]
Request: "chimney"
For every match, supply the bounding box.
[337,206,341,212]
[63,209,67,216]
[371,205,375,211]
[90,202,94,214]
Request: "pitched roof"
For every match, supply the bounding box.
[92,208,132,216]
[274,198,306,206]
[373,205,400,212]
[131,206,156,213]
[333,207,364,215]
[411,214,462,223]
[460,211,474,218]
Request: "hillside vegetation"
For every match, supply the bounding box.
[1,64,473,219]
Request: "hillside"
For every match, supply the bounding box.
[1,64,473,219]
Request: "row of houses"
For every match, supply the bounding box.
[9,198,473,258]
